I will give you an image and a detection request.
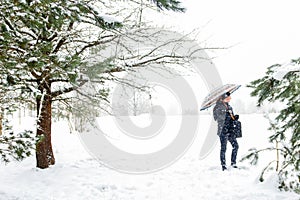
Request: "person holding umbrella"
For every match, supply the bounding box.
[213,91,239,171]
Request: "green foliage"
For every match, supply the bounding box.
[246,58,300,194]
[150,0,185,12]
[240,147,269,166]
[0,130,37,163]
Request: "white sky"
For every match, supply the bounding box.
[160,0,300,84]
[144,0,300,112]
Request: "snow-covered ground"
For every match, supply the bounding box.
[0,114,299,200]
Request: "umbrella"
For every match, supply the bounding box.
[200,84,241,111]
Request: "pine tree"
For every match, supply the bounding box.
[0,0,188,168]
[246,58,300,193]
[0,70,36,162]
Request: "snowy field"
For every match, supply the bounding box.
[0,114,299,200]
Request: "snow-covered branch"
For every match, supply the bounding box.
[51,79,88,98]
[272,63,300,81]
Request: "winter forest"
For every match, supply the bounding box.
[0,0,299,199]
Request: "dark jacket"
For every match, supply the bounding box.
[213,100,235,136]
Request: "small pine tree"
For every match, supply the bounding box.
[245,58,300,194]
[0,116,36,163]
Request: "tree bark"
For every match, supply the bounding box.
[36,88,55,169]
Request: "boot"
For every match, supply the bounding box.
[231,164,238,169]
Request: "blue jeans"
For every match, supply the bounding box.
[219,133,239,166]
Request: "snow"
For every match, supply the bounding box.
[272,63,300,81]
[16,12,27,17]
[28,57,38,62]
[100,15,120,24]
[29,0,41,6]
[0,114,299,200]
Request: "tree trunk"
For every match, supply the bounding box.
[36,91,55,169]
[276,139,279,172]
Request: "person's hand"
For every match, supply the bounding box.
[234,115,239,120]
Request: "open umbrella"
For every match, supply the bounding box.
[200,84,241,111]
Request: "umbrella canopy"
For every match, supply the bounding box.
[200,84,241,111]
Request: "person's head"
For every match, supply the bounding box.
[221,92,231,103]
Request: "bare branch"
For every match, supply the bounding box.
[75,35,119,56]
[52,37,67,54]
[50,79,70,83]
